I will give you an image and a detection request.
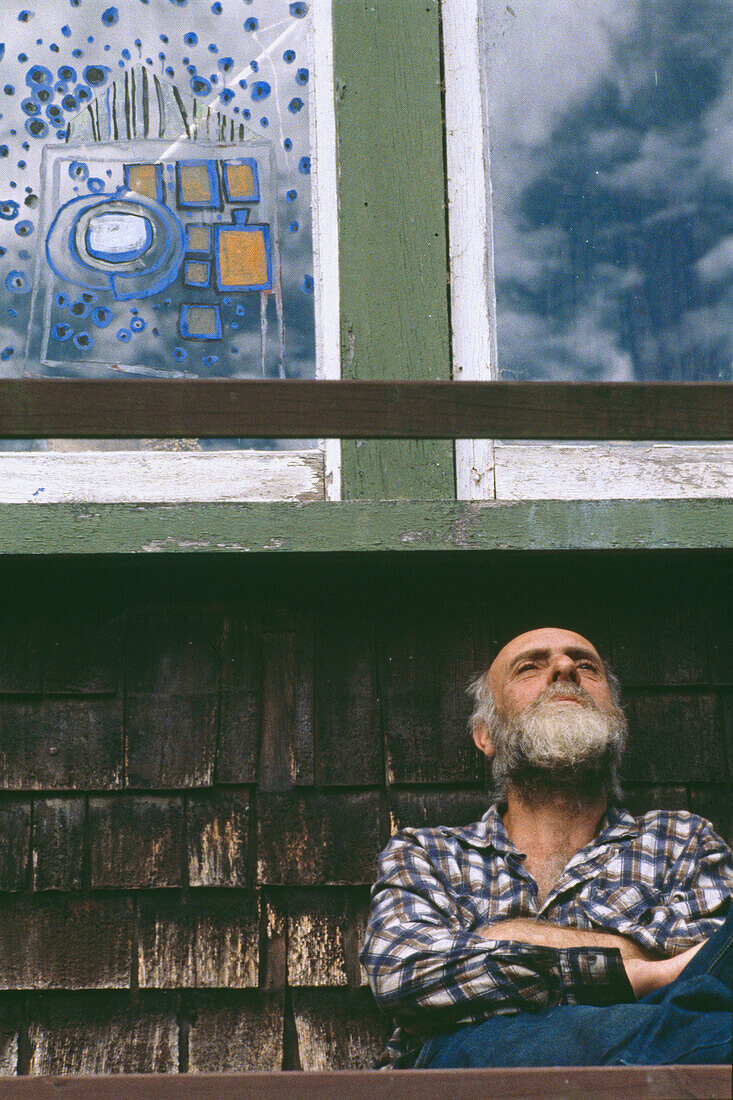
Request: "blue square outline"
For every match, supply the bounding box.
[176,159,221,209]
[179,303,223,340]
[222,158,260,203]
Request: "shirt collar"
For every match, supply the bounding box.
[441,803,639,855]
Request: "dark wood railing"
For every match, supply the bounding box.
[0,380,731,439]
[0,1066,729,1099]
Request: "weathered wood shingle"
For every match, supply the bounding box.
[89,796,183,889]
[0,897,132,989]
[257,792,383,886]
[31,797,85,891]
[124,606,222,788]
[0,699,123,790]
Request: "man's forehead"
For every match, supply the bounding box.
[489,627,601,682]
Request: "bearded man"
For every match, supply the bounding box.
[361,627,733,1069]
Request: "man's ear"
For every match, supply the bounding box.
[472,721,494,759]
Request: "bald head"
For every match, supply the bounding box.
[486,627,614,720]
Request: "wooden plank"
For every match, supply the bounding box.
[26,995,177,1075]
[43,561,121,693]
[0,570,43,692]
[187,992,284,1073]
[494,444,733,500]
[186,791,250,888]
[258,615,314,791]
[31,797,86,891]
[0,897,132,989]
[332,0,455,498]
[0,1005,17,1076]
[216,614,261,785]
[0,1066,727,1099]
[137,894,259,990]
[291,988,391,1071]
[256,792,383,886]
[623,693,723,783]
[0,452,325,504]
[89,796,183,889]
[1,381,732,440]
[314,571,382,785]
[124,607,222,789]
[0,797,30,892]
[0,699,123,790]
[0,501,730,555]
[379,568,481,785]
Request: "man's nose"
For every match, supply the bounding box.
[550,655,579,683]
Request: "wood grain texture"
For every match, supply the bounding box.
[0,699,123,790]
[137,895,259,990]
[0,897,132,989]
[31,797,85,892]
[494,444,733,500]
[332,0,455,498]
[27,995,177,1075]
[43,563,121,693]
[0,575,43,692]
[186,791,250,888]
[291,989,391,1072]
[0,451,324,504]
[0,796,30,892]
[124,607,222,789]
[314,575,382,786]
[0,1007,17,1076]
[216,614,261,785]
[623,693,723,783]
[187,992,284,1073]
[388,790,492,835]
[256,792,383,885]
[0,1066,729,1099]
[379,576,480,784]
[1,381,732,440]
[89,797,183,889]
[1,501,731,555]
[258,616,314,791]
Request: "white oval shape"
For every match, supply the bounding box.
[86,212,153,262]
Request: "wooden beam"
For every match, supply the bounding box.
[0,500,730,554]
[0,1066,728,1099]
[0,381,731,439]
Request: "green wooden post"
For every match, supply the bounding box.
[332,0,455,500]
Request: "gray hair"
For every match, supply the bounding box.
[467,658,625,803]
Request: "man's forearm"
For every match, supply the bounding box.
[479,917,660,961]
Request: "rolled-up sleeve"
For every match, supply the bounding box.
[361,832,633,1029]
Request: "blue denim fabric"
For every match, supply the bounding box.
[416,908,733,1068]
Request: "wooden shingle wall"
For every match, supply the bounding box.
[0,551,730,1075]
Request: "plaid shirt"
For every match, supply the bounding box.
[361,806,733,1068]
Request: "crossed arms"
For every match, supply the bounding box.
[361,820,732,1031]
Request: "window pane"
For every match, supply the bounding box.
[481,0,733,381]
[0,0,315,387]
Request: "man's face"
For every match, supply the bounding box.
[473,627,626,799]
[488,627,614,720]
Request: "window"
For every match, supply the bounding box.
[444,0,733,499]
[0,0,340,501]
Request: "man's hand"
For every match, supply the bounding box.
[478,917,660,961]
[622,940,706,998]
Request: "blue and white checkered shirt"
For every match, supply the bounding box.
[361,805,733,1067]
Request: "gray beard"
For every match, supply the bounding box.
[489,683,627,804]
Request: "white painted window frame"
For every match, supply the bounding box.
[0,0,341,506]
[443,0,733,501]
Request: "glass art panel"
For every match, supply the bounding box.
[481,0,733,381]
[0,0,315,388]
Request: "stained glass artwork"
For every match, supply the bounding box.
[0,0,315,389]
[482,0,733,381]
